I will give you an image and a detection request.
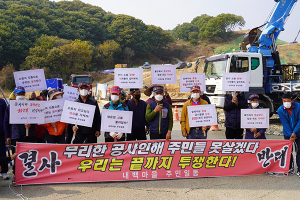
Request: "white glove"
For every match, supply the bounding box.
[116,132,123,139]
[109,132,116,138]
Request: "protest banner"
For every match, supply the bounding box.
[180,73,206,92]
[241,109,270,129]
[101,109,133,133]
[114,68,143,88]
[63,85,79,101]
[96,83,108,99]
[14,69,47,92]
[151,65,177,84]
[60,100,96,127]
[15,139,292,185]
[9,100,45,124]
[222,72,250,92]
[44,99,65,124]
[187,104,218,127]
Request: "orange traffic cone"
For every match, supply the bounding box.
[173,106,179,121]
[210,125,221,131]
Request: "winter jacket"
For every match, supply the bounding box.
[278,102,300,137]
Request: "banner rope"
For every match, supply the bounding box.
[9,181,28,200]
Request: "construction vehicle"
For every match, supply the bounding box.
[203,0,299,116]
[70,74,93,95]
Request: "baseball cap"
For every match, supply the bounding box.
[111,86,121,94]
[249,94,259,101]
[153,86,164,93]
[130,88,139,93]
[14,86,25,94]
[78,82,88,88]
[191,85,200,92]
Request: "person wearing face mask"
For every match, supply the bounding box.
[278,92,300,177]
[144,84,172,106]
[103,86,129,142]
[66,82,101,144]
[181,85,209,139]
[244,94,266,139]
[126,88,149,141]
[145,86,173,141]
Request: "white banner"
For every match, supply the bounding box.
[222,72,249,92]
[187,104,217,127]
[63,86,79,101]
[13,69,47,92]
[96,83,108,98]
[114,68,143,88]
[180,73,206,92]
[9,100,45,124]
[101,109,133,133]
[151,65,177,84]
[60,101,96,127]
[44,99,65,124]
[241,109,269,129]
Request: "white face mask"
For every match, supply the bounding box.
[251,102,259,108]
[191,93,200,100]
[284,102,292,109]
[79,89,88,96]
[55,95,62,99]
[16,96,25,101]
[111,95,119,102]
[155,94,163,101]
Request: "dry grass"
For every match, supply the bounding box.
[277,42,300,64]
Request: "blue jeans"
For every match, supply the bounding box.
[187,128,207,139]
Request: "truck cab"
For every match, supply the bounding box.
[70,74,93,96]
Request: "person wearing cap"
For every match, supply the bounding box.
[36,89,48,101]
[244,94,266,140]
[181,85,209,139]
[145,86,173,140]
[43,89,67,144]
[144,84,172,106]
[278,92,300,177]
[103,86,129,142]
[126,88,149,141]
[223,91,248,139]
[66,82,101,144]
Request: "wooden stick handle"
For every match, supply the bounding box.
[73,125,78,136]
[26,128,29,136]
[54,127,57,133]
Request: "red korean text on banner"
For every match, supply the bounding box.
[15,140,292,185]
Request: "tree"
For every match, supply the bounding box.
[123,47,135,67]
[172,23,198,41]
[97,40,121,68]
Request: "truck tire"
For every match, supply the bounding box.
[259,100,273,117]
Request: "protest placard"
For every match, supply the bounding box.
[44,99,65,124]
[222,72,249,92]
[9,100,45,124]
[241,109,269,129]
[151,65,177,84]
[13,69,47,92]
[96,83,108,98]
[101,109,133,133]
[187,104,218,127]
[63,85,79,101]
[180,73,206,92]
[114,68,143,88]
[60,101,96,127]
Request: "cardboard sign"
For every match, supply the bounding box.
[60,101,96,127]
[63,86,79,101]
[9,100,45,124]
[187,104,218,127]
[14,69,47,92]
[101,109,133,133]
[44,99,65,124]
[96,83,108,98]
[151,65,177,84]
[241,109,270,129]
[180,73,206,92]
[222,72,249,92]
[114,68,143,88]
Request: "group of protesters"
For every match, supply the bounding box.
[1,81,300,179]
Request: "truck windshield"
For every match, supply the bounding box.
[73,77,92,84]
[204,60,226,78]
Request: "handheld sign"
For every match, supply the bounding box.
[14,69,47,93]
[180,73,206,92]
[187,104,218,127]
[101,109,133,133]
[60,101,96,127]
[44,99,65,124]
[222,72,249,92]
[96,83,108,98]
[10,100,45,124]
[114,68,143,88]
[151,65,177,84]
[63,86,79,101]
[241,109,269,129]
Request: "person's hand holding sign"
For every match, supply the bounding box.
[232,96,238,106]
[254,132,261,138]
[290,133,296,142]
[126,93,131,101]
[95,131,100,137]
[72,125,79,132]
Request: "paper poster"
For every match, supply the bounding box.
[114,68,143,88]
[44,99,65,124]
[180,73,206,92]
[63,86,79,101]
[222,72,249,92]
[187,104,218,127]
[14,69,47,92]
[241,109,270,129]
[151,65,177,84]
[101,109,133,133]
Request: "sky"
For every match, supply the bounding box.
[53,0,300,42]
